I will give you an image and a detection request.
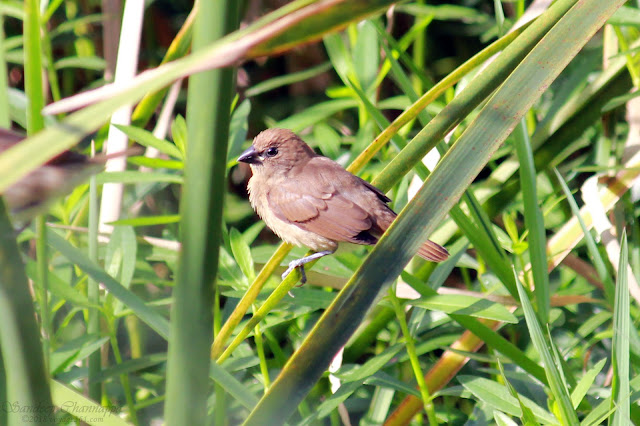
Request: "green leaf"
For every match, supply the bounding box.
[171,114,188,155]
[94,353,167,383]
[208,362,259,410]
[274,99,357,131]
[109,215,181,227]
[397,4,489,23]
[51,380,128,426]
[230,227,255,282]
[47,231,170,340]
[571,358,606,409]
[249,0,396,58]
[227,99,251,162]
[553,169,616,302]
[513,119,550,322]
[25,261,97,309]
[601,90,640,113]
[282,287,335,310]
[410,294,518,323]
[365,372,422,398]
[0,203,53,422]
[497,359,538,426]
[126,156,184,170]
[339,344,404,383]
[95,171,183,185]
[54,56,106,71]
[609,6,640,26]
[514,268,578,425]
[306,345,404,422]
[114,124,184,159]
[458,375,557,424]
[353,20,379,91]
[0,2,24,19]
[245,1,623,422]
[581,376,640,426]
[105,226,137,290]
[164,1,239,424]
[611,232,630,426]
[49,334,109,375]
[245,62,332,97]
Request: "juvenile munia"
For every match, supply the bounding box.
[238,128,448,282]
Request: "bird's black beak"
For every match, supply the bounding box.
[238,145,262,164]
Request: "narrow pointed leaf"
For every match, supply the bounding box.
[410,295,517,323]
[244,1,625,423]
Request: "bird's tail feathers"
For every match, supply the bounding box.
[417,240,449,262]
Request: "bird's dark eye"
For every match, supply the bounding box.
[265,147,278,157]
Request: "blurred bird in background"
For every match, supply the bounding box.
[0,127,138,221]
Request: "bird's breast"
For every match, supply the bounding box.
[247,175,337,253]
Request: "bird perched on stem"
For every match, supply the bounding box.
[238,128,448,283]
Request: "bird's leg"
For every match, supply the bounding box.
[282,250,333,284]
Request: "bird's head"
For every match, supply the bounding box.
[238,128,316,174]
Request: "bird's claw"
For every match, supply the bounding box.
[281,260,307,284]
[281,250,333,284]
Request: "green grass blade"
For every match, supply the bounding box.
[0,13,10,128]
[88,141,101,402]
[403,256,546,384]
[47,231,170,340]
[611,231,630,425]
[581,376,640,426]
[389,292,436,424]
[0,0,401,197]
[130,8,195,127]
[449,315,547,384]
[410,295,517,323]
[230,228,256,282]
[514,268,578,425]
[513,118,550,322]
[497,359,539,425]
[0,202,53,425]
[245,62,332,97]
[210,243,291,360]
[114,124,183,159]
[350,35,519,301]
[25,0,50,382]
[208,362,259,410]
[553,169,616,303]
[482,41,636,219]
[109,215,181,227]
[456,197,516,297]
[459,375,556,424]
[23,0,44,134]
[571,358,606,409]
[95,171,183,185]
[50,380,127,426]
[373,0,578,192]
[349,18,529,174]
[164,0,239,423]
[244,1,624,422]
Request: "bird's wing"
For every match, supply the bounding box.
[0,128,25,152]
[356,176,391,203]
[267,159,377,244]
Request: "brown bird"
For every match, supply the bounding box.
[0,127,138,221]
[238,128,448,283]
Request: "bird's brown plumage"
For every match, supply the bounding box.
[0,127,138,219]
[238,128,449,274]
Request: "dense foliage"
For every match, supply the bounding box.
[0,0,638,424]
